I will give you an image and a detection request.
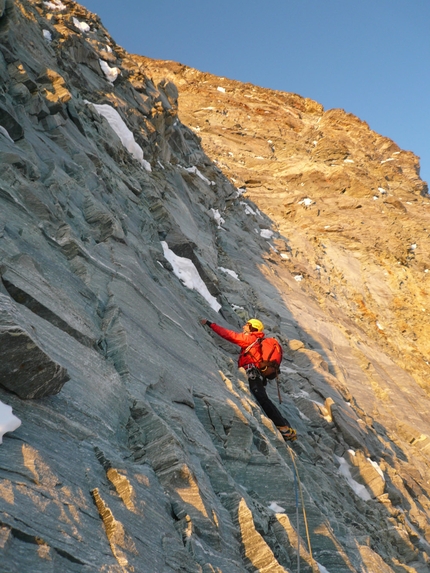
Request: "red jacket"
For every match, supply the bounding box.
[209,323,264,368]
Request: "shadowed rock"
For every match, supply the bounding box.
[0,294,69,398]
[0,1,429,572]
[0,103,23,140]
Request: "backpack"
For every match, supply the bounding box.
[258,337,283,379]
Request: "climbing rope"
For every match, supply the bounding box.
[286,445,315,573]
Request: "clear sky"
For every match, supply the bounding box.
[81,0,430,187]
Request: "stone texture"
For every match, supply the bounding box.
[0,1,429,573]
[0,294,70,398]
[0,102,23,140]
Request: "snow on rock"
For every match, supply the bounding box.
[0,401,21,444]
[368,458,385,480]
[73,17,90,33]
[161,242,221,312]
[43,0,66,11]
[0,126,14,144]
[298,197,313,207]
[86,102,151,171]
[240,201,256,216]
[42,29,52,42]
[336,456,371,501]
[218,267,240,281]
[260,229,274,239]
[182,165,215,186]
[268,501,286,513]
[217,86,226,93]
[99,59,120,83]
[294,275,303,282]
[211,209,225,228]
[378,187,386,194]
[317,563,331,573]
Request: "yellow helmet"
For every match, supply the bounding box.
[247,318,264,332]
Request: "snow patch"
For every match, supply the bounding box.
[317,563,331,573]
[378,187,386,194]
[268,502,286,513]
[294,275,303,282]
[381,158,394,164]
[260,229,274,239]
[298,197,313,207]
[182,165,215,186]
[368,458,385,480]
[86,102,151,171]
[99,59,120,83]
[280,253,289,259]
[0,401,21,444]
[0,126,14,143]
[240,202,256,216]
[218,267,240,281]
[73,17,90,33]
[43,0,66,11]
[42,29,52,42]
[336,456,371,501]
[211,209,225,228]
[217,86,226,93]
[161,242,221,312]
[344,159,354,163]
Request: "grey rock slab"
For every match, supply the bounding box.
[1,254,100,347]
[330,402,369,451]
[0,293,70,398]
[0,2,429,572]
[0,102,24,140]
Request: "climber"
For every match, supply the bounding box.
[200,318,297,441]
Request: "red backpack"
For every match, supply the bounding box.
[258,337,283,379]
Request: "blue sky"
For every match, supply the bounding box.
[81,0,430,187]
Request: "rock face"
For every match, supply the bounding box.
[0,292,70,398]
[0,1,429,573]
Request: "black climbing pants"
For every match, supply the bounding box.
[247,368,290,428]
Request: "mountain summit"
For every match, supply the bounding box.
[0,1,429,572]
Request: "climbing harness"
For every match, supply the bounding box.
[286,445,315,573]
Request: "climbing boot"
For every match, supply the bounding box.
[278,426,297,442]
